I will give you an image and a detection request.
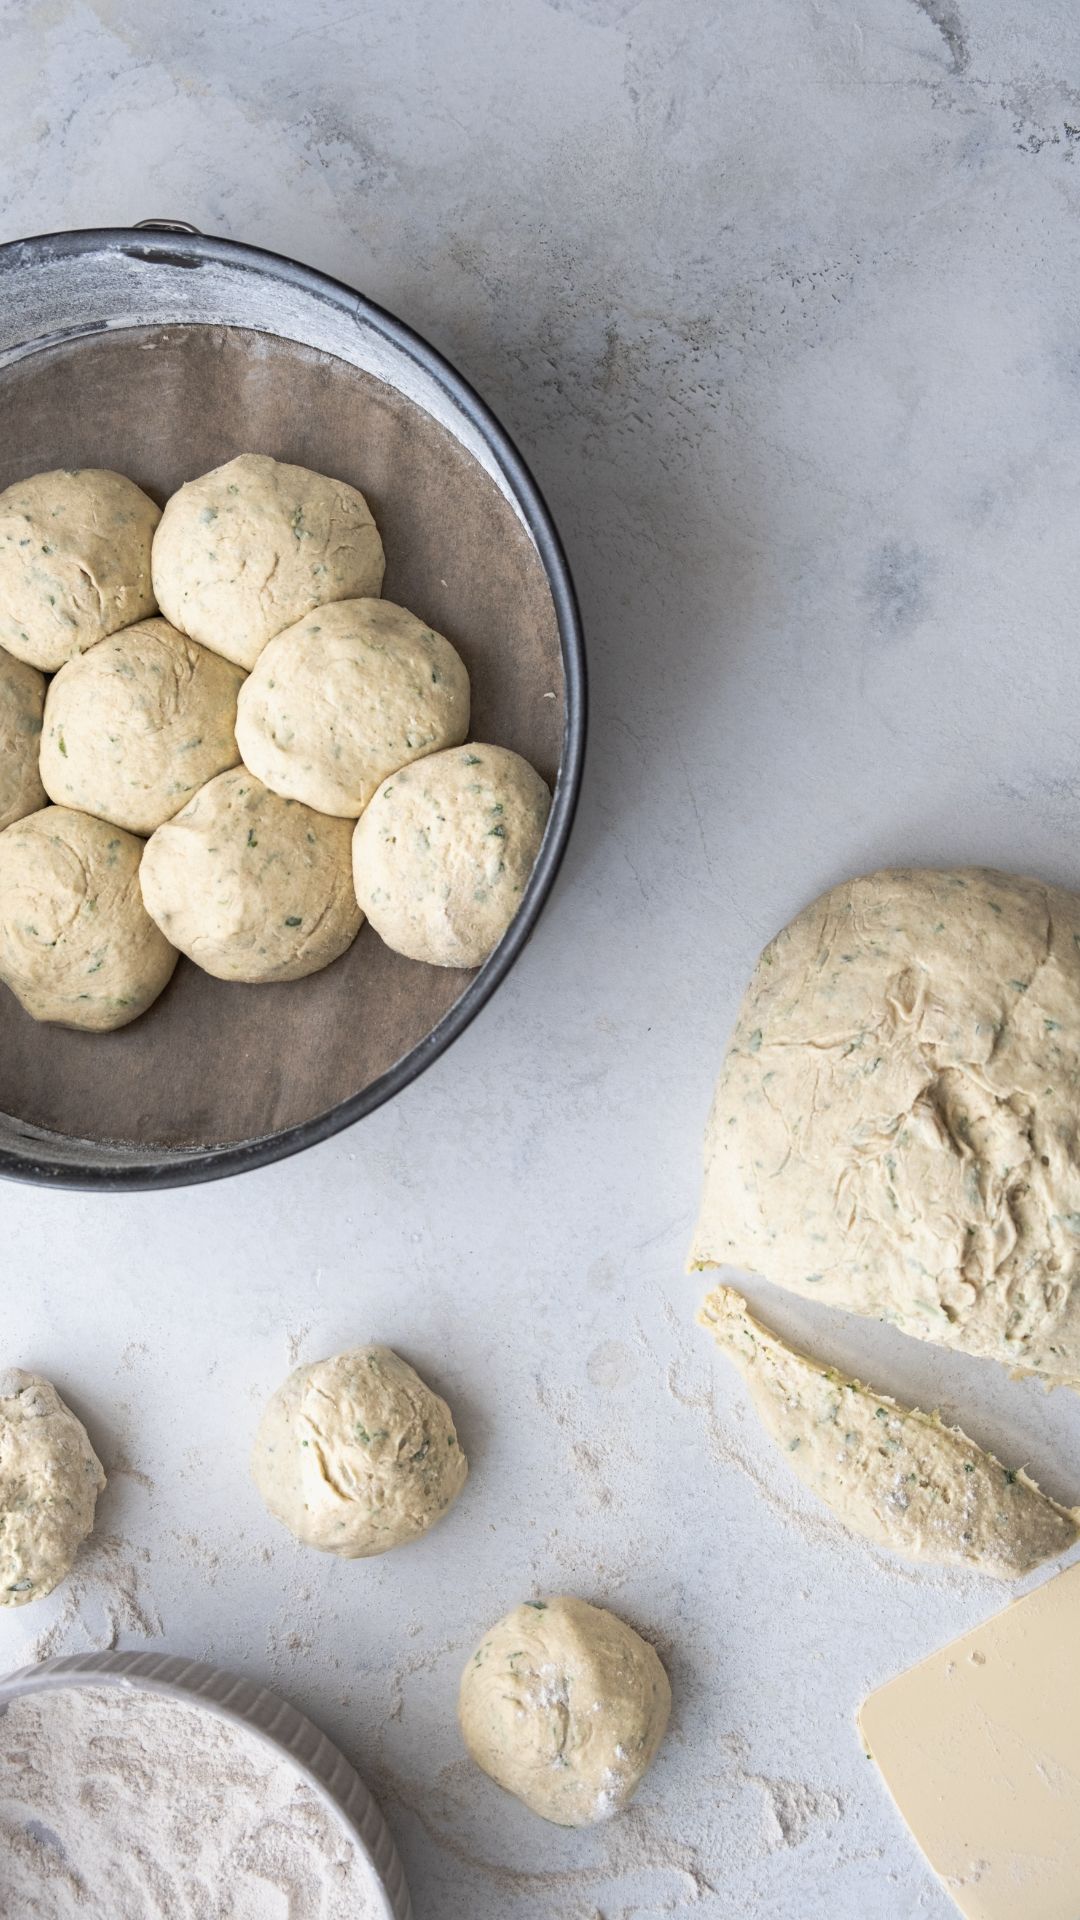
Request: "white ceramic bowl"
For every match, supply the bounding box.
[0,1649,412,1920]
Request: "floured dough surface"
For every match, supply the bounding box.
[151,454,385,669]
[352,742,551,968]
[141,768,361,984]
[458,1595,671,1826]
[40,618,244,835]
[0,647,46,831]
[251,1344,467,1557]
[236,597,471,816]
[0,1369,105,1606]
[690,868,1080,1383]
[0,807,177,1031]
[699,1288,1078,1577]
[0,469,160,671]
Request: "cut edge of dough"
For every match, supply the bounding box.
[697,1284,1080,1573]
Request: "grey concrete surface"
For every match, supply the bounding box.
[3,2,1080,1914]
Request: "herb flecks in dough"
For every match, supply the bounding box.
[352,742,551,969]
[140,768,359,985]
[40,619,243,836]
[698,1286,1079,1577]
[151,454,384,671]
[251,1344,467,1558]
[0,807,176,1031]
[0,647,46,831]
[458,1596,671,1826]
[690,868,1080,1384]
[0,1370,105,1606]
[236,598,470,818]
[0,469,160,672]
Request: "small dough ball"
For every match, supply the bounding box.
[152,454,385,670]
[251,1344,468,1557]
[0,1369,106,1607]
[40,618,245,835]
[0,646,46,831]
[459,1596,671,1826]
[352,743,552,968]
[0,808,177,1031]
[140,768,361,983]
[236,598,471,817]
[0,468,160,670]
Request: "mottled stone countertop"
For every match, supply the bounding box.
[3,3,1080,1914]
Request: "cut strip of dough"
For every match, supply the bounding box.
[698,1286,1079,1578]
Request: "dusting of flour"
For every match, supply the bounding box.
[0,1685,382,1919]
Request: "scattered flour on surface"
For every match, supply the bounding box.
[749,1773,843,1851]
[285,1323,311,1368]
[106,1445,155,1494]
[375,1758,718,1909]
[715,1729,844,1857]
[0,1684,382,1919]
[658,1298,998,1596]
[6,1535,163,1667]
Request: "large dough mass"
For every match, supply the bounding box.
[151,454,385,670]
[0,1370,105,1606]
[0,468,160,671]
[40,617,245,835]
[458,1595,671,1826]
[690,867,1080,1383]
[236,597,471,816]
[251,1344,467,1556]
[0,807,177,1030]
[140,768,361,983]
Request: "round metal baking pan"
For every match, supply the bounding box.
[0,224,586,1189]
[0,1648,412,1918]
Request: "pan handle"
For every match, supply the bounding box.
[133,219,202,236]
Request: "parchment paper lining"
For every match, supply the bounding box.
[0,324,564,1148]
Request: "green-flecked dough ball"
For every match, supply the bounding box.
[0,807,177,1031]
[0,1370,105,1607]
[151,454,385,670]
[352,743,551,968]
[236,598,470,817]
[40,617,245,836]
[251,1345,468,1557]
[0,646,46,831]
[0,469,160,671]
[140,768,361,983]
[458,1596,671,1825]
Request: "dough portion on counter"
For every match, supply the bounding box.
[40,617,244,835]
[0,647,46,831]
[236,598,471,817]
[458,1595,671,1826]
[140,767,360,983]
[0,1369,105,1606]
[0,807,177,1030]
[0,468,160,671]
[699,1287,1079,1577]
[352,742,551,968]
[151,454,384,670]
[251,1345,467,1557]
[690,868,1080,1383]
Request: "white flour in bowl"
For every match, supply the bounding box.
[0,1684,383,1918]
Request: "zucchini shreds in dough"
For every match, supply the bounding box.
[698,1286,1079,1578]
